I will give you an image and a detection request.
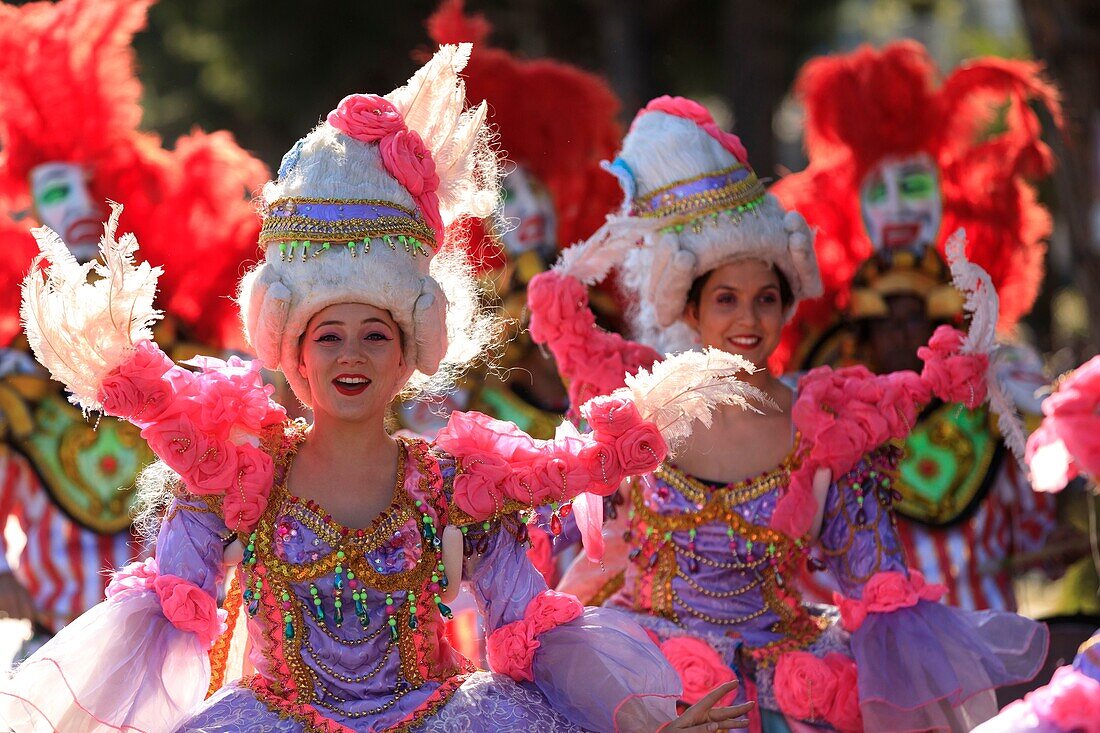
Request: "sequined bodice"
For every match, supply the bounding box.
[236,433,469,729]
[612,454,827,662]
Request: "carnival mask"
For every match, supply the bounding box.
[500,165,557,260]
[859,153,942,252]
[30,162,104,263]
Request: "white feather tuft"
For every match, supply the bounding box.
[20,202,163,414]
[610,348,776,454]
[385,43,498,225]
[945,228,1027,462]
[552,215,660,286]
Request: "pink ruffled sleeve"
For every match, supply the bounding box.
[96,341,285,534]
[527,270,660,410]
[809,447,1048,732]
[436,395,667,523]
[0,493,230,732]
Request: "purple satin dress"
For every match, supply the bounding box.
[600,444,1047,731]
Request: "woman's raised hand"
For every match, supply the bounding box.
[661,680,754,732]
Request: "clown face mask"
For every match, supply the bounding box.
[500,165,557,261]
[859,153,942,252]
[30,162,104,262]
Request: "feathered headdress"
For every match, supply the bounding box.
[425,0,623,272]
[238,44,500,406]
[0,0,267,350]
[771,41,1061,372]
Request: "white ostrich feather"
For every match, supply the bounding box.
[20,202,163,414]
[385,43,497,223]
[608,348,776,454]
[945,228,1026,462]
[552,214,659,286]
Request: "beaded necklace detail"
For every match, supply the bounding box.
[239,424,463,711]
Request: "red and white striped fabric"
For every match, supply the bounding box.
[894,459,1056,612]
[802,459,1056,612]
[0,449,148,633]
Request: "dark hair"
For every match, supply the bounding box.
[686,263,794,311]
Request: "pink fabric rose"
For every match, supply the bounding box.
[189,439,240,495]
[501,460,561,506]
[106,557,160,598]
[326,93,405,141]
[380,129,439,197]
[808,418,865,476]
[578,438,624,493]
[141,414,215,486]
[486,622,541,683]
[823,654,863,733]
[152,574,224,649]
[527,271,591,345]
[454,453,511,518]
[659,635,737,706]
[526,590,583,634]
[1035,666,1100,732]
[192,367,278,437]
[917,325,988,408]
[613,422,667,476]
[222,443,274,532]
[583,396,643,439]
[642,96,714,126]
[834,570,946,631]
[878,371,930,438]
[98,340,183,424]
[774,651,839,722]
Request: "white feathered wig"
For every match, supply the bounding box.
[237,44,500,407]
[557,97,821,355]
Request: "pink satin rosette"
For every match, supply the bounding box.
[834,570,947,632]
[774,651,863,733]
[657,635,736,706]
[326,93,406,141]
[486,591,584,683]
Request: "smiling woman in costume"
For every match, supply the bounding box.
[0,46,756,733]
[527,95,1048,731]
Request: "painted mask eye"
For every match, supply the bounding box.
[866,180,887,204]
[899,172,935,200]
[38,183,71,206]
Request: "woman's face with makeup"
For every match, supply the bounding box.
[298,303,406,422]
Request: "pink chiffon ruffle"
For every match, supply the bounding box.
[0,592,210,733]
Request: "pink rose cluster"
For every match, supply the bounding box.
[486,590,583,682]
[917,325,988,409]
[435,397,666,521]
[995,665,1100,733]
[638,95,750,165]
[105,559,226,650]
[658,635,737,706]
[527,271,661,412]
[96,342,286,532]
[1026,355,1100,493]
[326,94,443,242]
[772,364,930,538]
[774,651,863,732]
[833,570,946,632]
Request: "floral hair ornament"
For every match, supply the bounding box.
[549,93,819,355]
[241,43,500,407]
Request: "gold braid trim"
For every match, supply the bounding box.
[207,574,243,698]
